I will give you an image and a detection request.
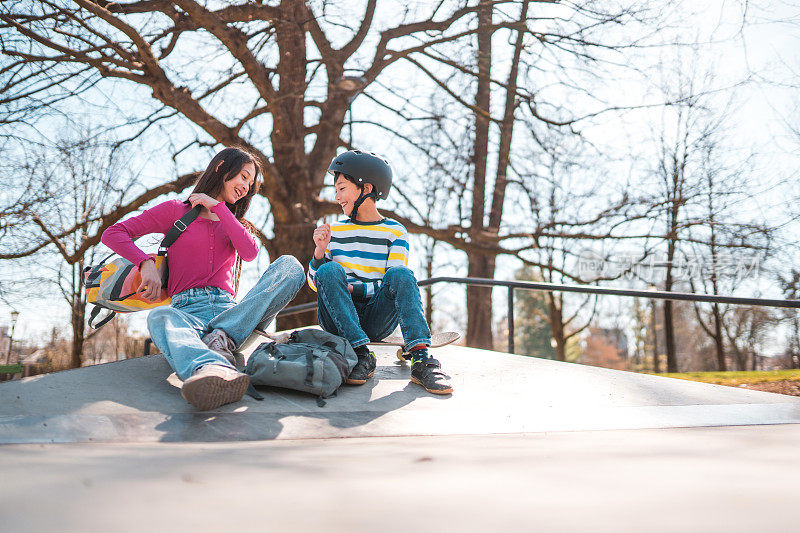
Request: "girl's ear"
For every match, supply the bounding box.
[363,182,373,195]
[215,160,224,173]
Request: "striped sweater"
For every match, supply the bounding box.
[308,217,410,298]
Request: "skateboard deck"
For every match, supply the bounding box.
[368,331,460,361]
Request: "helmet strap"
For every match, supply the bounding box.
[350,185,376,222]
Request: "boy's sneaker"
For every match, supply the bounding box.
[410,358,453,395]
[346,351,377,385]
[202,328,236,364]
[181,364,250,410]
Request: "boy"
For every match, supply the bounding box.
[308,150,452,394]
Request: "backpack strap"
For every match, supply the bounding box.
[304,349,316,386]
[157,206,202,256]
[88,305,116,328]
[246,383,264,401]
[305,347,328,387]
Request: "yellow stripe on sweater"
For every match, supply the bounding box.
[337,261,387,274]
[331,224,404,237]
[388,252,408,263]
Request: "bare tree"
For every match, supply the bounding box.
[637,50,774,372]
[380,1,672,348]
[685,134,771,371]
[723,305,776,371]
[1,0,507,327]
[1,131,140,367]
[778,270,800,368]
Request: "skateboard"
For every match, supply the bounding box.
[368,331,461,362]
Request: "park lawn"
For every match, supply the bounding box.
[661,369,800,386]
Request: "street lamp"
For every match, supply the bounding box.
[6,310,19,365]
[335,75,366,148]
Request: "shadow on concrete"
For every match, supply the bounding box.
[4,344,800,445]
[0,351,440,443]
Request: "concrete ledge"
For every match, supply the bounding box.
[3,343,800,444]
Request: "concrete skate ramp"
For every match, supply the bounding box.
[2,344,800,444]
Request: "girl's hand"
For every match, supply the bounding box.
[313,223,331,258]
[138,258,163,302]
[188,193,220,211]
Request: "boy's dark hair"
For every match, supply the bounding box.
[334,171,373,194]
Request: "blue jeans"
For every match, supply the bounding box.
[147,255,305,380]
[315,263,431,351]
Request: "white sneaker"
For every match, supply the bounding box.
[181,364,250,410]
[202,328,237,364]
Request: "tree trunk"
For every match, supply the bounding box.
[70,260,87,369]
[465,0,493,349]
[663,194,679,373]
[272,219,318,330]
[711,303,726,371]
[70,297,85,369]
[465,1,528,350]
[651,299,660,372]
[270,3,319,331]
[424,240,435,327]
[663,301,677,372]
[466,254,495,349]
[546,293,567,361]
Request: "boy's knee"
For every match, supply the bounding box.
[315,261,345,284]
[385,266,416,284]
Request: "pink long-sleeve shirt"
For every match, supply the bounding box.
[101,199,259,297]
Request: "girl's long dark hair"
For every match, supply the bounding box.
[191,147,262,295]
[192,147,262,220]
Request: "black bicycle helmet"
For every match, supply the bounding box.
[327,150,393,200]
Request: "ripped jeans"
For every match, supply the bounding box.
[147,255,305,380]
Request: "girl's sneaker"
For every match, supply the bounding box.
[202,328,237,364]
[410,358,453,395]
[181,364,250,410]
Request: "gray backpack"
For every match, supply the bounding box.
[244,329,357,403]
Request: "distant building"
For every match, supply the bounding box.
[581,327,630,370]
[593,327,629,359]
[20,349,48,365]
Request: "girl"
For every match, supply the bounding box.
[102,147,305,410]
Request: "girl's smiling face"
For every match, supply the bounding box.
[334,173,367,216]
[218,161,256,204]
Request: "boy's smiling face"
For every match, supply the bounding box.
[334,173,369,217]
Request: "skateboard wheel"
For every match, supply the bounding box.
[396,348,408,362]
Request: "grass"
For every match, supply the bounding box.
[661,369,800,386]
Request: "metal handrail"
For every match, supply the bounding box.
[143,277,800,355]
[274,277,800,354]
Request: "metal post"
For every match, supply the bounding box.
[508,286,515,354]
